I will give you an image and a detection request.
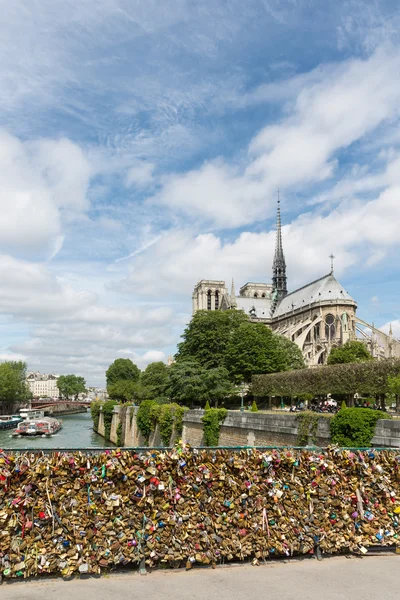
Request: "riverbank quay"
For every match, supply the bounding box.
[95,405,400,448]
[1,556,400,600]
[0,445,400,580]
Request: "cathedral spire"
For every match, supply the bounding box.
[272,191,287,306]
[230,278,237,307]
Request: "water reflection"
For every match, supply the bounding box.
[0,411,111,450]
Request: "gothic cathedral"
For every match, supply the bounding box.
[192,200,399,366]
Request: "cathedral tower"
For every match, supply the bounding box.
[272,195,287,303]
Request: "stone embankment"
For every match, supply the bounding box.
[96,406,400,448]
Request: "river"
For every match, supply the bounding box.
[0,411,111,450]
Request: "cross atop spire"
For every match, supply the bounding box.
[329,253,335,274]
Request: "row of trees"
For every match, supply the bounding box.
[0,361,87,410]
[106,310,305,406]
[252,357,400,410]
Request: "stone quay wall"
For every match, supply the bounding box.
[98,406,178,447]
[96,407,399,448]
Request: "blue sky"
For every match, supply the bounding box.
[1,0,400,385]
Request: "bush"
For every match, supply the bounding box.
[136,400,188,445]
[202,408,227,446]
[90,401,102,431]
[136,400,157,442]
[251,400,258,412]
[296,412,320,446]
[330,407,389,447]
[116,422,123,446]
[252,358,400,397]
[204,400,211,410]
[102,400,118,441]
[340,401,347,411]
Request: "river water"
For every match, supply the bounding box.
[0,411,110,450]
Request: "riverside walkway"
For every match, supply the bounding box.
[2,556,399,600]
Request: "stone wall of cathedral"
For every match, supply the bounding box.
[271,302,357,366]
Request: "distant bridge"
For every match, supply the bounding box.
[30,399,91,415]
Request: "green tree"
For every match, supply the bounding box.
[327,341,372,365]
[140,361,169,399]
[176,310,249,369]
[275,335,306,370]
[107,380,139,402]
[106,358,141,385]
[225,322,287,383]
[167,361,233,407]
[167,360,209,406]
[202,366,235,407]
[388,375,400,412]
[0,361,30,410]
[57,374,86,400]
[106,358,141,401]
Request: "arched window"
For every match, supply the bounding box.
[207,289,212,310]
[261,293,266,298]
[215,290,219,310]
[314,324,320,340]
[325,314,335,340]
[341,312,348,332]
[254,292,258,298]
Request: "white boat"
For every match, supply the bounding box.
[13,416,62,437]
[19,408,45,420]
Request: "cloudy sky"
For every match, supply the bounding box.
[2,0,400,386]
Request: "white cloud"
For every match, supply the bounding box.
[0,131,92,259]
[152,46,400,227]
[0,352,26,362]
[118,180,400,298]
[0,254,177,385]
[126,162,155,187]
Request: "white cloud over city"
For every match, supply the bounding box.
[1,0,400,384]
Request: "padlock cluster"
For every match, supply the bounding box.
[0,445,399,578]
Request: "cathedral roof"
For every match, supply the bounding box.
[236,296,272,319]
[272,273,356,318]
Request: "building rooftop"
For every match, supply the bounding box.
[273,272,356,318]
[236,296,272,319]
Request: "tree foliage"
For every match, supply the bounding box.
[106,358,141,384]
[330,407,389,447]
[275,335,306,370]
[0,361,30,406]
[252,358,400,398]
[327,341,372,365]
[167,360,233,407]
[176,310,304,385]
[106,358,141,401]
[57,374,86,400]
[176,310,249,369]
[225,322,288,383]
[107,380,139,402]
[388,375,400,412]
[140,361,169,399]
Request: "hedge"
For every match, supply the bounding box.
[330,408,389,447]
[252,358,400,397]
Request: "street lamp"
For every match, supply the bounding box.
[240,382,246,413]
